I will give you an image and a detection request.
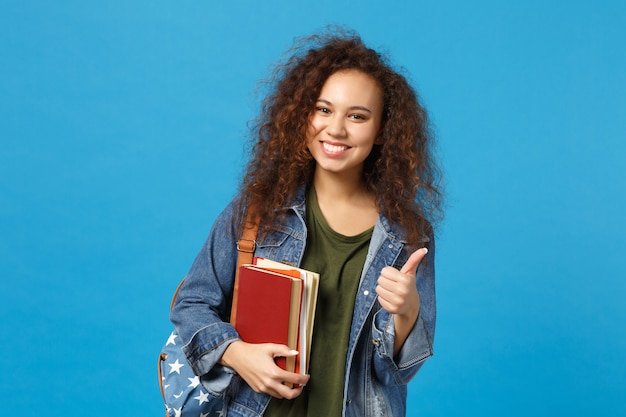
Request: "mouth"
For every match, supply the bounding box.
[322,142,350,154]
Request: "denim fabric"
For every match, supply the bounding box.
[160,331,226,416]
[170,187,436,416]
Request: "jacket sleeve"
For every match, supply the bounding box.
[371,235,436,385]
[169,199,244,396]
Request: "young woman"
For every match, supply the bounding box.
[170,29,443,416]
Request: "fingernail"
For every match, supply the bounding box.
[289,350,299,355]
[423,248,428,254]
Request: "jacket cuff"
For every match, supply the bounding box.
[372,308,433,384]
[181,321,241,394]
[392,313,433,369]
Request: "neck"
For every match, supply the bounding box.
[310,166,379,235]
[312,167,371,204]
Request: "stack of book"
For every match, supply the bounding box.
[231,257,319,375]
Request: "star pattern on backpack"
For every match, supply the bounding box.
[160,332,225,416]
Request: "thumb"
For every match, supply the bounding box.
[400,248,428,276]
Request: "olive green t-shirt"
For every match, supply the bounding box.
[264,187,373,416]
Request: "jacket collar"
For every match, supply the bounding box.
[288,184,428,245]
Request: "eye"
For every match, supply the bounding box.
[349,113,368,121]
[316,106,331,114]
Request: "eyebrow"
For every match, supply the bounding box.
[316,99,372,114]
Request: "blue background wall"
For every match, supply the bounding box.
[1,1,625,416]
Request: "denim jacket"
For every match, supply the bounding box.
[170,187,436,416]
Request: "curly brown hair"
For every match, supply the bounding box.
[238,28,443,246]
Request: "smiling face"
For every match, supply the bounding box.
[306,69,384,181]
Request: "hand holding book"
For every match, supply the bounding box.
[219,340,309,399]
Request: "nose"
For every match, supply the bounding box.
[326,115,347,138]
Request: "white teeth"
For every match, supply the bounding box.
[323,142,348,153]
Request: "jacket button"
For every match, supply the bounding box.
[372,338,381,347]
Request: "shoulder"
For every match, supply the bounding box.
[208,194,247,238]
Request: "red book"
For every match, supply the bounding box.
[253,258,319,375]
[232,265,302,372]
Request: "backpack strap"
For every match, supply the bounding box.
[230,215,259,325]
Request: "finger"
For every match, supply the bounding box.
[376,287,395,310]
[377,268,412,286]
[376,282,405,307]
[272,382,306,400]
[281,371,310,388]
[270,344,299,359]
[376,282,398,300]
[267,369,309,399]
[248,364,307,399]
[269,345,310,385]
[400,248,428,275]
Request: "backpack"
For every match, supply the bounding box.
[158,217,258,416]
